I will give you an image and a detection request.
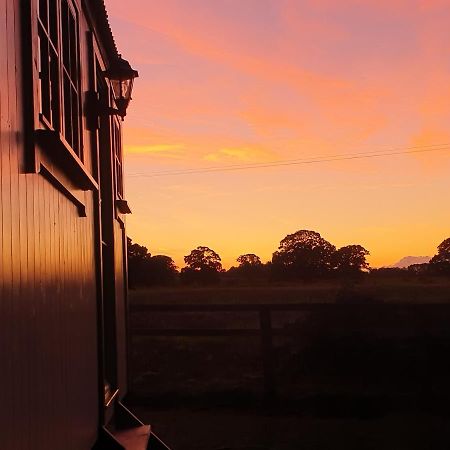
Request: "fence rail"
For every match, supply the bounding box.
[131,302,450,312]
[130,302,450,402]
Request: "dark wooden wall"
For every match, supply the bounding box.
[0,1,129,448]
[115,221,128,395]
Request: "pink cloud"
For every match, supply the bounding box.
[104,0,450,268]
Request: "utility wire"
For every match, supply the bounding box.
[127,143,450,178]
[133,142,450,176]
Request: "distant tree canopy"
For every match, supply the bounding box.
[184,246,222,271]
[126,233,450,287]
[127,237,151,287]
[373,237,450,278]
[429,238,450,274]
[181,246,222,285]
[272,230,336,279]
[227,253,266,282]
[407,263,429,275]
[146,255,178,285]
[128,237,149,260]
[270,230,370,280]
[127,237,178,287]
[333,245,370,274]
[237,254,262,267]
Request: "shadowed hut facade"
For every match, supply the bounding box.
[0,1,164,448]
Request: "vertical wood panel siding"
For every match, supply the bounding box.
[115,221,128,395]
[0,1,120,448]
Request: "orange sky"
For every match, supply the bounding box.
[106,0,450,269]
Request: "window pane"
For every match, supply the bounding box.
[69,11,77,80]
[60,0,81,157]
[71,85,80,153]
[113,122,124,198]
[38,0,48,29]
[49,0,58,46]
[50,48,60,130]
[61,0,70,72]
[63,74,73,145]
[38,33,51,121]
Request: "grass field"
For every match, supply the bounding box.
[128,278,450,397]
[128,279,450,448]
[129,277,450,305]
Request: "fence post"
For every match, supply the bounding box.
[259,307,276,404]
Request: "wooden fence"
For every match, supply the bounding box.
[130,303,450,402]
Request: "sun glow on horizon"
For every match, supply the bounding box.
[105,0,450,269]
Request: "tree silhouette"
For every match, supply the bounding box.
[430,237,450,274]
[333,244,370,275]
[127,237,151,288]
[184,246,222,271]
[146,255,178,285]
[127,237,178,287]
[231,253,265,282]
[272,230,336,280]
[127,237,150,260]
[237,253,262,267]
[181,246,222,285]
[407,263,429,276]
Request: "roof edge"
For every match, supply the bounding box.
[83,0,119,62]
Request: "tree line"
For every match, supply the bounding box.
[127,231,450,288]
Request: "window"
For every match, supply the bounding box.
[38,0,59,130]
[112,117,123,199]
[38,0,81,158]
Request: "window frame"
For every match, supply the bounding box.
[90,35,129,218]
[37,0,60,132]
[60,0,82,159]
[37,0,83,161]
[31,0,98,192]
[111,115,124,201]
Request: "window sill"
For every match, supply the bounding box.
[35,129,98,191]
[116,199,132,214]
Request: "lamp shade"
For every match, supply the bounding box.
[104,55,138,118]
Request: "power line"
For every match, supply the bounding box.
[135,142,450,176]
[127,143,450,178]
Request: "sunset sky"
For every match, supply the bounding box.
[106,0,450,269]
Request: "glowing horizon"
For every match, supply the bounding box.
[106,0,450,270]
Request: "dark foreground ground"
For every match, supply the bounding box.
[129,281,450,449]
[133,405,450,450]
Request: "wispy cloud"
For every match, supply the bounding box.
[125,143,185,157]
[204,146,269,162]
[107,0,450,267]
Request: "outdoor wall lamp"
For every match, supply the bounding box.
[103,55,139,119]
